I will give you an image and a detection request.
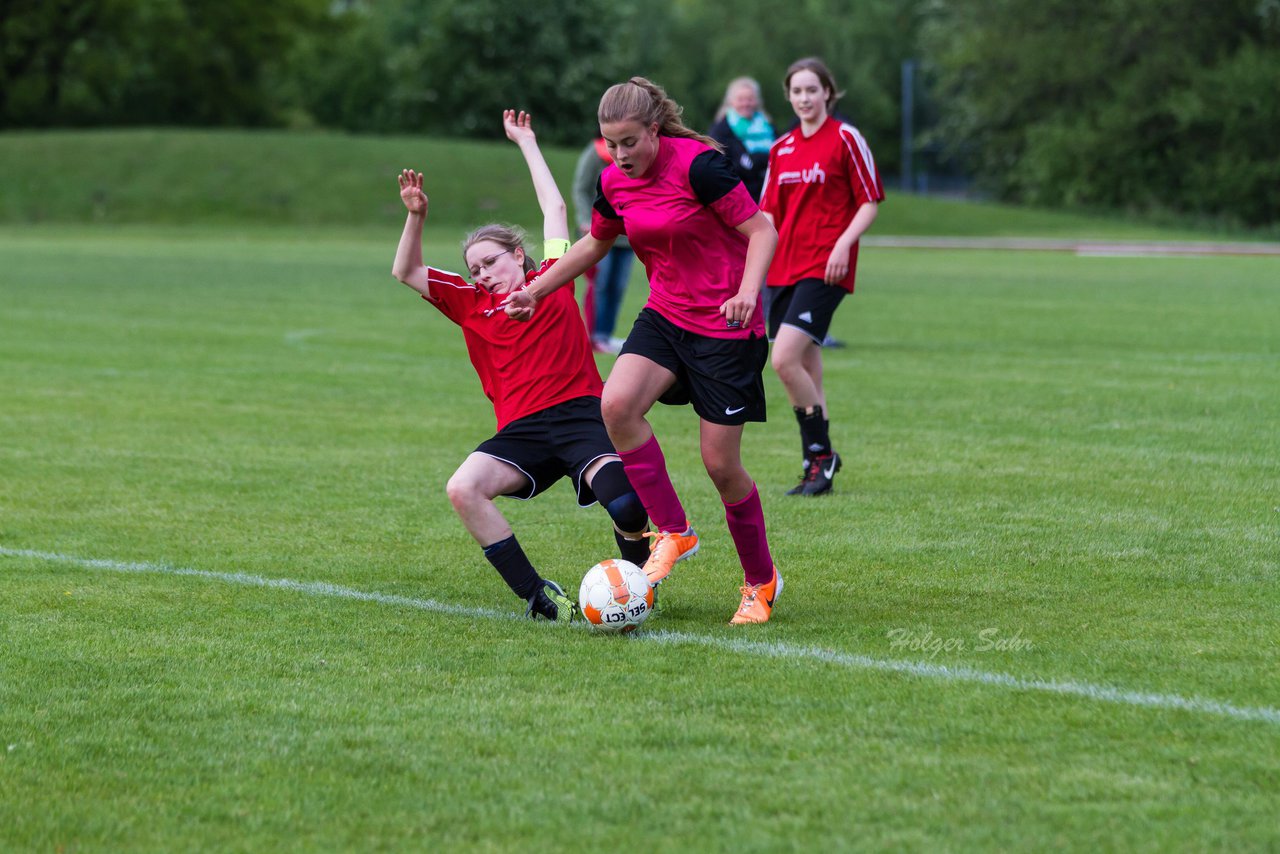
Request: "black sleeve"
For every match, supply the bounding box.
[593,174,621,220]
[689,149,745,206]
[707,118,733,149]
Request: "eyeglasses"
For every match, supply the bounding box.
[469,249,511,279]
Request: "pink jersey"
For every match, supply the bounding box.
[423,258,602,431]
[591,136,762,338]
[761,117,885,293]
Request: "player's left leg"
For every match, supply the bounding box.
[698,420,781,625]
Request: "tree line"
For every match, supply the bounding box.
[3,0,1276,225]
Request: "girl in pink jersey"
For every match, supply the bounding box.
[503,78,783,625]
[761,57,885,496]
[391,111,650,623]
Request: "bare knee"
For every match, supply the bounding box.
[600,392,628,431]
[703,455,750,499]
[772,346,806,382]
[446,471,482,513]
[601,393,646,448]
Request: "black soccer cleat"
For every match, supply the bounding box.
[785,459,811,496]
[525,579,578,623]
[789,452,841,496]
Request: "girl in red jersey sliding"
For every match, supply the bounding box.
[761,57,885,496]
[503,78,783,625]
[391,111,650,623]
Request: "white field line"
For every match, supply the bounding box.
[6,546,1279,726]
[1,547,509,622]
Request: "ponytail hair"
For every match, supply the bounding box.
[598,77,723,153]
[784,57,844,113]
[462,224,535,275]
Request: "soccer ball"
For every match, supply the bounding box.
[578,559,653,633]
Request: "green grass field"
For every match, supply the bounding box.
[2,131,1279,850]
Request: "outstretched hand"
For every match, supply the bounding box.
[503,110,536,146]
[398,169,428,215]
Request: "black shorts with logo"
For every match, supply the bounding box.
[619,308,768,426]
[474,395,615,505]
[765,278,846,343]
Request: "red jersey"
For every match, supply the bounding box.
[761,117,885,293]
[423,258,602,431]
[591,135,762,339]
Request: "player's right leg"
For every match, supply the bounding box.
[601,347,696,586]
[445,453,575,622]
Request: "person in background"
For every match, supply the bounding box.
[713,76,846,349]
[707,77,775,202]
[760,57,884,496]
[572,137,635,354]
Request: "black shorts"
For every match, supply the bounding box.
[474,396,615,505]
[619,308,768,425]
[766,279,846,343]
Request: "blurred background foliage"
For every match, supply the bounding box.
[2,0,1277,225]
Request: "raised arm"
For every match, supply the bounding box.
[391,169,433,297]
[503,110,569,244]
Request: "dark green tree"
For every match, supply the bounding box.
[1,0,333,127]
[369,0,647,144]
[647,0,922,176]
[924,0,1280,224]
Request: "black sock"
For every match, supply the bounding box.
[793,407,810,465]
[482,535,541,600]
[795,405,831,459]
[615,529,650,567]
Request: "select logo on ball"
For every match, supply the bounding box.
[579,559,653,633]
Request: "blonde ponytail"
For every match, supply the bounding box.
[598,77,723,153]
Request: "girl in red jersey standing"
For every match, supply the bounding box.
[504,78,784,625]
[761,57,885,496]
[391,111,650,623]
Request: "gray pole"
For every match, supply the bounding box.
[901,59,915,193]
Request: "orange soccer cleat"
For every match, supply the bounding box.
[642,525,699,586]
[730,567,783,625]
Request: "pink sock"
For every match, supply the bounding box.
[724,484,775,585]
[617,434,687,534]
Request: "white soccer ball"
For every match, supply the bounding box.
[578,559,653,633]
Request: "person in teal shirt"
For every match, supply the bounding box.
[708,77,775,202]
